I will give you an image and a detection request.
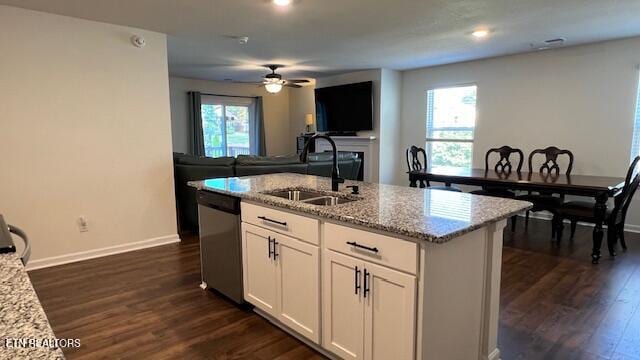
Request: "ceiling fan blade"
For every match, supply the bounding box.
[287,79,311,84]
[229,80,262,85]
[284,83,303,88]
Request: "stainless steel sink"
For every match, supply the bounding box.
[264,189,328,201]
[302,196,357,206]
[262,189,359,206]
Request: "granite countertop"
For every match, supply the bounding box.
[1,253,65,359]
[189,173,532,243]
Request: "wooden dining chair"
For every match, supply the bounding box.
[470,146,524,197]
[469,146,524,231]
[406,146,461,192]
[516,146,574,237]
[555,156,640,256]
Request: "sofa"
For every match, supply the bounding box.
[174,152,362,233]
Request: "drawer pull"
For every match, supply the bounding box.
[257,216,287,227]
[346,241,379,253]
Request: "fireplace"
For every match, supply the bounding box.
[320,150,365,181]
[314,136,377,182]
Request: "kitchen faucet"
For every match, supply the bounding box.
[300,134,344,191]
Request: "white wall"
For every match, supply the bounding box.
[402,37,640,176]
[379,69,403,185]
[169,77,293,156]
[289,85,316,140]
[401,37,640,226]
[0,6,177,263]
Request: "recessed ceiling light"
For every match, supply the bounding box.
[472,29,490,38]
[273,0,291,6]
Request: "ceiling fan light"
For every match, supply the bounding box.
[265,83,283,94]
[273,0,291,6]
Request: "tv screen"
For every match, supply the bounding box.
[315,81,373,133]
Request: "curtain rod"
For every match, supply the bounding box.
[199,92,259,99]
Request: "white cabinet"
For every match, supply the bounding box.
[323,249,416,360]
[242,222,320,343]
[241,203,418,359]
[276,234,320,342]
[242,223,278,316]
[241,202,320,244]
[322,250,365,360]
[364,261,416,360]
[240,201,505,360]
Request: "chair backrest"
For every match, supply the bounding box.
[406,146,427,172]
[528,146,574,176]
[485,146,524,174]
[612,156,640,224]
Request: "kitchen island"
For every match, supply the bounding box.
[190,173,531,360]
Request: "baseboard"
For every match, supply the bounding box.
[25,234,180,271]
[517,212,640,234]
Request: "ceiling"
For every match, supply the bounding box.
[2,0,640,82]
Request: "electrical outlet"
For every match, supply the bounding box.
[77,216,89,233]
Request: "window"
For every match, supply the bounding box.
[630,72,640,160]
[426,85,477,171]
[201,96,254,157]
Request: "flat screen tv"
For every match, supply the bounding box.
[315,81,373,133]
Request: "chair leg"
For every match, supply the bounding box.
[570,220,577,239]
[525,210,530,226]
[607,224,617,257]
[555,217,564,244]
[618,224,628,251]
[511,215,517,232]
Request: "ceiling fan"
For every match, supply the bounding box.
[236,65,310,94]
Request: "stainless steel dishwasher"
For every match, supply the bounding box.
[197,190,244,304]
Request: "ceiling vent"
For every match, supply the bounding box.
[530,37,566,50]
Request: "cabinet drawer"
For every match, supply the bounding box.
[241,202,319,245]
[324,222,418,275]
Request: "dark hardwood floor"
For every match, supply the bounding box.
[29,218,640,360]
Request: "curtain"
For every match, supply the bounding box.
[188,91,205,156]
[252,96,267,156]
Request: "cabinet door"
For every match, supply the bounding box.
[274,233,320,343]
[363,262,416,360]
[322,250,365,360]
[242,223,277,316]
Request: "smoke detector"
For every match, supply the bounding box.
[131,35,146,48]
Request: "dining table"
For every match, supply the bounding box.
[408,167,625,263]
